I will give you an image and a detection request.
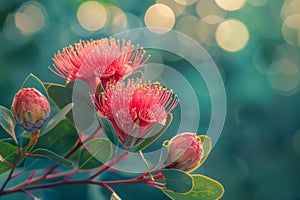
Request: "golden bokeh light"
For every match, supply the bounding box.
[267,59,300,95]
[215,0,246,11]
[144,3,175,34]
[14,1,46,35]
[284,14,300,29]
[196,0,226,19]
[196,19,219,46]
[216,19,249,52]
[77,1,107,31]
[156,0,186,16]
[194,0,225,46]
[281,14,300,46]
[253,44,287,75]
[105,6,127,34]
[281,0,300,20]
[176,15,199,40]
[174,0,197,6]
[202,15,224,25]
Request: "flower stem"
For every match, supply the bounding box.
[0,164,16,191]
[88,149,129,180]
[0,170,164,196]
[0,131,40,192]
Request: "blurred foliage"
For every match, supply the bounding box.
[1,0,300,199]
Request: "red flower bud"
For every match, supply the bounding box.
[164,133,203,172]
[11,88,50,132]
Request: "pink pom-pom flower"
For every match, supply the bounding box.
[51,38,149,90]
[92,79,179,148]
[11,88,50,132]
[164,133,203,172]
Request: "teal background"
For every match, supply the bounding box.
[1,0,300,199]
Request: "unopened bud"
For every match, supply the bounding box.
[11,88,50,132]
[164,133,203,172]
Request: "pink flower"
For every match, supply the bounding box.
[92,79,179,148]
[11,88,50,132]
[51,38,149,90]
[164,133,203,172]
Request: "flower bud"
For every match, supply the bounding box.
[11,88,50,132]
[164,133,203,172]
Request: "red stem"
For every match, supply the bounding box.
[88,150,129,180]
[1,175,150,195]
[0,164,17,191]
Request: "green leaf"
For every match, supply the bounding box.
[36,119,78,155]
[47,83,74,124]
[78,149,102,170]
[0,140,18,175]
[160,169,193,193]
[134,113,173,152]
[47,82,95,132]
[198,135,212,167]
[97,116,119,147]
[0,106,17,143]
[78,138,112,170]
[42,103,74,135]
[24,119,78,170]
[162,174,224,200]
[21,73,48,98]
[29,148,73,167]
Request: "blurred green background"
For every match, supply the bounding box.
[1,0,300,199]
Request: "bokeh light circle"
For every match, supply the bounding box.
[281,14,300,46]
[174,0,197,6]
[216,19,249,52]
[267,60,300,95]
[144,4,175,34]
[156,0,186,16]
[215,0,246,11]
[77,1,107,31]
[281,0,300,20]
[196,0,227,19]
[104,6,128,35]
[14,1,47,35]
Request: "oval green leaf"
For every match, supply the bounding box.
[24,119,79,170]
[0,106,17,143]
[97,116,119,147]
[162,174,224,200]
[47,83,74,124]
[198,135,212,167]
[47,82,95,132]
[0,140,18,175]
[35,119,79,155]
[160,169,193,193]
[42,103,74,135]
[29,148,73,167]
[78,138,112,170]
